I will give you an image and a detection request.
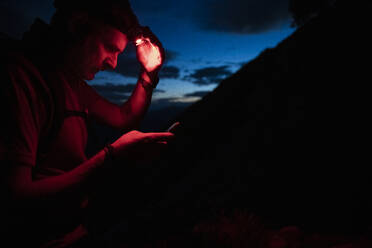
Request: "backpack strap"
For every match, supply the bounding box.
[65,110,88,120]
[36,72,91,163]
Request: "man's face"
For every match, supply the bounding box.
[74,24,129,80]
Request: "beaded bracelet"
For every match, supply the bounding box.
[139,75,159,92]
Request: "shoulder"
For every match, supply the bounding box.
[0,43,54,132]
[1,50,42,82]
[1,50,52,108]
[0,36,52,97]
[0,32,46,83]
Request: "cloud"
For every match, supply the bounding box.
[169,96,202,103]
[92,83,136,94]
[184,65,233,85]
[184,91,211,98]
[98,92,130,104]
[196,0,291,34]
[150,96,199,110]
[159,66,180,79]
[91,82,165,104]
[91,83,134,104]
[92,83,165,94]
[164,50,179,62]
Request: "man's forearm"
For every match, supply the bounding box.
[10,149,108,204]
[119,70,155,130]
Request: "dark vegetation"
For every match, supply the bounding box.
[87,1,372,247]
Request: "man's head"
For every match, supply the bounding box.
[69,22,129,80]
[51,0,140,80]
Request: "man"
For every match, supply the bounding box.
[0,0,176,247]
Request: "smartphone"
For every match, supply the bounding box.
[166,122,180,133]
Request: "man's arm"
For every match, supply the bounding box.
[88,70,156,132]
[7,130,174,206]
[88,27,164,132]
[8,149,107,204]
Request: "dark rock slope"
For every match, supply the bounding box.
[121,1,372,236]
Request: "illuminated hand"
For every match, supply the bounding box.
[111,130,174,160]
[136,27,165,75]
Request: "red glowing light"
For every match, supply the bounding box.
[135,38,144,46]
[147,42,161,70]
[136,37,162,72]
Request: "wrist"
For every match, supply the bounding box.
[140,69,151,82]
[139,69,159,89]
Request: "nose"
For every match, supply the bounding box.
[103,55,118,70]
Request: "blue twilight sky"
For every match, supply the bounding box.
[0,0,295,109]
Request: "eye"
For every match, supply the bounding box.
[104,44,116,53]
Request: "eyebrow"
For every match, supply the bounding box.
[108,44,123,53]
[113,46,122,53]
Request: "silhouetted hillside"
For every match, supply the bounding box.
[86,2,372,245]
[136,0,372,236]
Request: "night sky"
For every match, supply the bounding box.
[0,0,295,110]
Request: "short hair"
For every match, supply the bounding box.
[52,0,140,40]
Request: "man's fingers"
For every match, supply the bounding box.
[167,122,180,133]
[146,132,175,142]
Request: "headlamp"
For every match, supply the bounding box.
[135,38,145,46]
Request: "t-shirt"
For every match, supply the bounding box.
[32,66,102,180]
[0,49,101,172]
[0,50,49,167]
[0,46,102,245]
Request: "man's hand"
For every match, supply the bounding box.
[136,27,165,78]
[111,130,174,161]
